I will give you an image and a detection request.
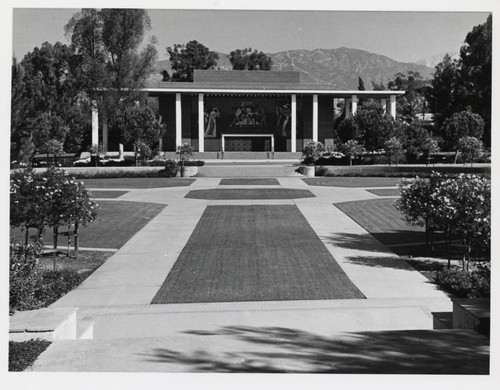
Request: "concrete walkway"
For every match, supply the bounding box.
[28,176,469,373]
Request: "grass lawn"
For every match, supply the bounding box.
[335,198,451,279]
[219,178,280,185]
[89,190,128,198]
[366,188,401,197]
[185,188,315,200]
[303,177,402,188]
[82,177,195,189]
[152,205,364,304]
[11,201,166,249]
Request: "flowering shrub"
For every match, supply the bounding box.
[10,167,98,251]
[434,265,490,298]
[158,159,179,177]
[396,172,490,266]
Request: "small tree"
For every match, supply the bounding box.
[456,136,483,166]
[396,173,445,257]
[176,143,194,167]
[384,137,404,166]
[39,139,65,166]
[420,136,440,166]
[120,106,165,166]
[340,140,365,166]
[302,141,325,164]
[443,110,484,151]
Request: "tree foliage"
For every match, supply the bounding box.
[340,140,365,166]
[388,71,429,123]
[443,110,484,148]
[228,48,272,70]
[167,40,219,82]
[65,8,158,143]
[456,136,483,166]
[120,106,166,164]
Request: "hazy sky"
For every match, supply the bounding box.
[12,8,490,64]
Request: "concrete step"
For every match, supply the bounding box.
[160,151,303,161]
[30,328,489,373]
[75,297,452,340]
[196,164,302,177]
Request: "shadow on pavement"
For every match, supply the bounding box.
[146,326,489,374]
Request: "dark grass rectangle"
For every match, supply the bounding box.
[89,190,128,198]
[152,205,363,304]
[219,178,280,186]
[335,199,446,256]
[303,177,402,188]
[11,201,166,249]
[366,188,401,197]
[185,189,315,200]
[82,178,195,189]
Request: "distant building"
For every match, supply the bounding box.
[93,70,404,154]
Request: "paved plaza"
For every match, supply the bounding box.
[26,176,488,373]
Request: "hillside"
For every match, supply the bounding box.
[153,47,434,89]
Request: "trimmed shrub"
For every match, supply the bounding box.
[158,159,179,177]
[9,339,51,371]
[182,160,205,167]
[434,266,490,298]
[9,242,43,311]
[34,269,82,306]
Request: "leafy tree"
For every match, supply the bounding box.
[458,15,492,146]
[354,101,401,151]
[357,77,366,91]
[340,140,365,166]
[388,71,429,123]
[65,9,158,149]
[401,121,438,162]
[336,116,357,144]
[371,81,387,91]
[384,136,404,166]
[11,43,89,161]
[228,48,272,70]
[443,110,484,149]
[420,136,440,166]
[167,40,219,82]
[456,136,483,166]
[425,54,459,130]
[120,106,166,165]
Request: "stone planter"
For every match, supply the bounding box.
[301,165,315,177]
[180,166,198,177]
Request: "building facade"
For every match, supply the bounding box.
[93,70,405,154]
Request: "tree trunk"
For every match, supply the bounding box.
[453,150,459,164]
[74,221,79,259]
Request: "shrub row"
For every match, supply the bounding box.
[434,266,490,298]
[10,242,83,311]
[316,165,491,178]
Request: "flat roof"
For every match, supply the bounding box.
[145,82,405,97]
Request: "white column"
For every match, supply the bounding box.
[312,94,318,142]
[351,94,358,116]
[291,94,297,153]
[102,111,108,152]
[345,98,351,118]
[390,95,397,119]
[91,101,98,146]
[118,144,124,160]
[198,93,204,152]
[381,99,387,115]
[175,93,182,148]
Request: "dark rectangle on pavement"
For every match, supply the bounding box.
[303,177,402,188]
[185,188,314,200]
[219,178,280,186]
[152,205,364,304]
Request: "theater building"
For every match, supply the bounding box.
[93,70,404,154]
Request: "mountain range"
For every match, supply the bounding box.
[153,47,438,89]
